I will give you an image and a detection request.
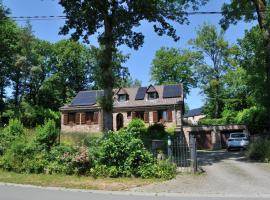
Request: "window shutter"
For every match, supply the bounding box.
[153,111,158,123]
[63,114,68,125]
[131,112,136,119]
[144,112,149,123]
[75,113,80,124]
[167,110,172,122]
[93,112,99,124]
[81,113,86,124]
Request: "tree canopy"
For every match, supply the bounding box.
[150,47,200,95]
[59,0,208,131]
[189,24,237,118]
[220,0,270,130]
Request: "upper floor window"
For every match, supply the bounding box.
[148,92,159,100]
[118,94,129,102]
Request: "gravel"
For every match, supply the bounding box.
[131,150,270,198]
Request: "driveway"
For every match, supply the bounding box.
[131,150,270,198]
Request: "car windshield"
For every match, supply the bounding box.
[230,133,245,138]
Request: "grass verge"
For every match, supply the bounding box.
[0,170,158,191]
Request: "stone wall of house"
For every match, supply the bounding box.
[61,113,102,133]
[62,107,182,133]
[112,109,181,131]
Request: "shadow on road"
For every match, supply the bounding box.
[197,149,247,167]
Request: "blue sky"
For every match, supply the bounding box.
[3,0,255,109]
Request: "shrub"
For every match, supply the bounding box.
[0,119,24,155]
[0,138,47,173]
[72,146,91,175]
[138,160,177,179]
[46,144,76,175]
[165,125,176,136]
[146,123,167,139]
[93,130,154,177]
[126,118,146,136]
[3,118,24,140]
[246,138,270,162]
[35,119,59,150]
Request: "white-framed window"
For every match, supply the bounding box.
[148,92,158,100]
[118,94,128,102]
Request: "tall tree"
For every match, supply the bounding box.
[220,0,270,129]
[59,0,208,131]
[40,39,93,107]
[150,47,200,96]
[11,23,35,110]
[0,3,18,115]
[189,24,236,118]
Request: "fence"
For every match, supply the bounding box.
[150,134,198,173]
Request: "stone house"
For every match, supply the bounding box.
[59,84,184,133]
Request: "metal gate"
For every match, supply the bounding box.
[169,134,197,172]
[151,134,198,173]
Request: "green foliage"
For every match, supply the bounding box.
[0,119,176,179]
[0,119,24,154]
[93,130,153,177]
[190,23,237,118]
[19,102,61,127]
[126,118,146,136]
[3,118,24,140]
[246,138,270,162]
[35,120,59,150]
[90,129,176,179]
[0,138,47,173]
[150,47,199,95]
[146,123,167,140]
[138,160,177,179]
[165,126,176,136]
[199,118,226,126]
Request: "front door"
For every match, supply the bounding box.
[116,113,124,130]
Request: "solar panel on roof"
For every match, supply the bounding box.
[184,108,203,118]
[163,85,181,98]
[135,87,147,100]
[71,91,104,106]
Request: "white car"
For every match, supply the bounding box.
[227,132,249,151]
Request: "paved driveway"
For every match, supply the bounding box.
[131,150,270,198]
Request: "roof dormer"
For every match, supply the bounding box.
[116,88,129,102]
[146,85,159,100]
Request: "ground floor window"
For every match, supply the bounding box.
[68,113,76,124]
[155,110,173,123]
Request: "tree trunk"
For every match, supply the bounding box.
[14,72,20,110]
[100,12,114,132]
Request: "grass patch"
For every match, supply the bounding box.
[0,169,157,191]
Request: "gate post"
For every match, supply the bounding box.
[190,134,198,173]
[167,136,172,159]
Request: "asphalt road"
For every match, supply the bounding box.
[0,184,269,200]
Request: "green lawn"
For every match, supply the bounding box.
[0,170,157,191]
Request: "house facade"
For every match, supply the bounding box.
[60,84,184,133]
